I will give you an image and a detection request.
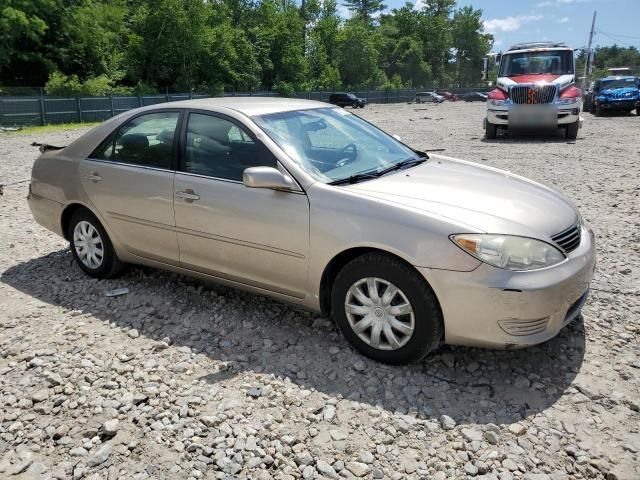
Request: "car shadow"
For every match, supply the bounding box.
[1,250,586,426]
[481,130,578,143]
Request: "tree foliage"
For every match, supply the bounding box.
[0,0,498,93]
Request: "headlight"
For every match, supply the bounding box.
[488,99,507,106]
[451,234,566,271]
[558,97,580,105]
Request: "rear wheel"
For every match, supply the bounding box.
[331,253,443,364]
[637,107,640,116]
[68,209,124,278]
[485,120,497,139]
[566,120,579,140]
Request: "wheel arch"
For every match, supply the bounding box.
[318,246,440,316]
[60,202,102,241]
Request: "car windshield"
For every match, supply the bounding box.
[253,107,420,184]
[499,50,574,76]
[601,78,637,89]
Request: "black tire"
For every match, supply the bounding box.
[637,107,640,116]
[485,120,497,139]
[415,99,421,104]
[352,102,359,109]
[595,103,603,116]
[68,208,124,278]
[331,253,443,364]
[566,120,579,140]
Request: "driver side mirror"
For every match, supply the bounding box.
[243,166,295,191]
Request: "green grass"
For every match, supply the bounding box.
[7,122,100,134]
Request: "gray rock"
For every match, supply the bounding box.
[101,419,119,438]
[87,444,112,467]
[440,415,456,430]
[485,430,499,445]
[127,328,139,338]
[31,389,49,403]
[346,462,370,477]
[316,460,338,478]
[358,451,375,464]
[462,428,483,442]
[465,461,479,476]
[323,405,337,422]
[508,423,527,436]
[502,458,518,471]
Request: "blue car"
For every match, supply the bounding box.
[590,76,640,116]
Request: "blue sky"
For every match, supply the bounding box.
[354,0,640,52]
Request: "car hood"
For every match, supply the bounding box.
[600,87,638,95]
[346,154,578,238]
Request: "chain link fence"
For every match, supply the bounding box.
[0,87,489,127]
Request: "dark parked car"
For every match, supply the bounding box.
[462,92,488,102]
[589,76,640,116]
[583,81,595,112]
[328,92,367,108]
[436,91,458,101]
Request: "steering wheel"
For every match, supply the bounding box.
[336,143,358,167]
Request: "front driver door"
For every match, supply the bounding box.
[173,111,310,299]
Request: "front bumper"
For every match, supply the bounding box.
[419,223,596,349]
[487,105,581,127]
[597,99,640,110]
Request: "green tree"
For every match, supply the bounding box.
[338,21,382,87]
[342,0,386,23]
[451,5,493,86]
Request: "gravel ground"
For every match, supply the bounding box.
[0,103,638,480]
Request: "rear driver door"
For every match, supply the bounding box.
[80,110,182,265]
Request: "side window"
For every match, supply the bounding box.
[90,112,180,168]
[184,113,276,181]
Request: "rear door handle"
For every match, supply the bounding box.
[176,190,200,202]
[84,172,102,182]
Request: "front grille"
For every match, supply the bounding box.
[610,91,636,99]
[551,222,581,253]
[498,317,549,336]
[510,84,558,104]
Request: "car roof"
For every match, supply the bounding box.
[601,76,636,81]
[152,97,330,116]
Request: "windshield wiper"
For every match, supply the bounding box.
[328,156,427,186]
[375,157,427,177]
[328,171,380,185]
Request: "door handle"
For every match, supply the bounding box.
[84,172,102,182]
[176,189,200,202]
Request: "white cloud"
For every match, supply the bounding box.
[483,15,544,33]
[558,17,569,23]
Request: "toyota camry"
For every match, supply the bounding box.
[28,98,595,364]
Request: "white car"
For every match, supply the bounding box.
[414,92,445,104]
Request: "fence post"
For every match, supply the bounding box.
[39,88,46,126]
[77,97,83,123]
[109,95,115,117]
[138,94,143,108]
[165,87,169,103]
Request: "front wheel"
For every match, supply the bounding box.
[566,120,579,140]
[485,120,497,139]
[636,107,640,116]
[68,209,124,278]
[331,253,443,364]
[595,103,603,116]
